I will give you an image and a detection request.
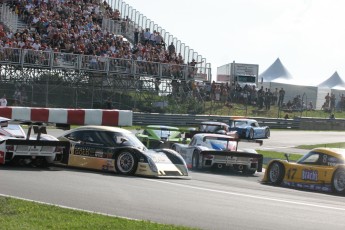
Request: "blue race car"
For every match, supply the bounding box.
[229,119,270,139]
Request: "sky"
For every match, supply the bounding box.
[120,0,345,86]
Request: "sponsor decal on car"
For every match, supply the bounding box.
[302,169,318,181]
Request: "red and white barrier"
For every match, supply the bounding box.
[0,107,132,126]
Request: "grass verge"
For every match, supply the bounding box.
[257,150,303,168]
[0,196,196,230]
[296,142,345,149]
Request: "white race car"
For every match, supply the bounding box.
[0,117,68,167]
[172,133,263,174]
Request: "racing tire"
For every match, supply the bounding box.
[192,151,200,170]
[265,128,270,138]
[249,129,254,139]
[267,161,285,185]
[331,168,345,194]
[242,166,256,175]
[115,151,138,175]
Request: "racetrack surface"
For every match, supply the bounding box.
[1,130,345,229]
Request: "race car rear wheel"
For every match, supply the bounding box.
[242,166,256,175]
[265,128,270,138]
[115,151,138,175]
[192,151,200,170]
[267,162,285,185]
[332,168,345,194]
[249,129,254,139]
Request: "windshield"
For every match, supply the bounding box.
[200,125,225,132]
[114,132,146,148]
[151,129,181,139]
[233,121,248,127]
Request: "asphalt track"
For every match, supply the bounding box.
[1,130,345,230]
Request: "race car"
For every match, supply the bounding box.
[0,116,68,167]
[136,125,190,149]
[57,126,189,178]
[186,121,238,138]
[229,118,270,139]
[263,148,345,194]
[171,133,263,174]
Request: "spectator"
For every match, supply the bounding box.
[0,94,7,107]
[278,88,285,107]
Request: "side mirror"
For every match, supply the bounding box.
[284,153,290,162]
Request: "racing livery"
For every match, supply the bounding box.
[172,133,263,174]
[57,126,189,178]
[229,118,270,139]
[186,121,238,138]
[0,117,68,167]
[136,125,190,149]
[263,148,345,194]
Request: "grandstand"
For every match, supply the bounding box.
[0,0,211,113]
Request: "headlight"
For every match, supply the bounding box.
[147,157,158,172]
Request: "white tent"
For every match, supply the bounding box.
[318,71,345,89]
[260,58,293,83]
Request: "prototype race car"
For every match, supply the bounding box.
[171,133,263,174]
[229,118,270,139]
[57,126,189,178]
[263,148,345,194]
[186,121,238,138]
[0,116,67,167]
[136,125,190,149]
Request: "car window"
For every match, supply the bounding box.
[189,137,197,146]
[297,152,321,165]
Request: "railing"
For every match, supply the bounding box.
[0,4,18,31]
[0,47,212,81]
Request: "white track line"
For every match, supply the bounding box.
[145,179,345,211]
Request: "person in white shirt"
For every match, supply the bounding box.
[0,94,7,107]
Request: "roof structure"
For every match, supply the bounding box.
[317,71,345,89]
[259,58,293,83]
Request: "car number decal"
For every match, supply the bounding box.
[287,168,297,180]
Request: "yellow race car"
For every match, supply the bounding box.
[262,148,345,194]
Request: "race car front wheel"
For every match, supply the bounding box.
[265,128,270,138]
[267,162,285,185]
[332,168,345,194]
[192,151,200,170]
[249,129,254,139]
[115,151,138,175]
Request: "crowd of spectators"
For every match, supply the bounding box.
[0,0,199,79]
[2,0,343,113]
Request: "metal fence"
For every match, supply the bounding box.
[0,48,211,81]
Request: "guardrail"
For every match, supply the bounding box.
[133,112,345,130]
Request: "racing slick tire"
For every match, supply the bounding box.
[331,168,345,194]
[265,128,270,138]
[115,151,138,175]
[242,166,256,175]
[192,151,200,170]
[267,161,285,185]
[249,129,254,139]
